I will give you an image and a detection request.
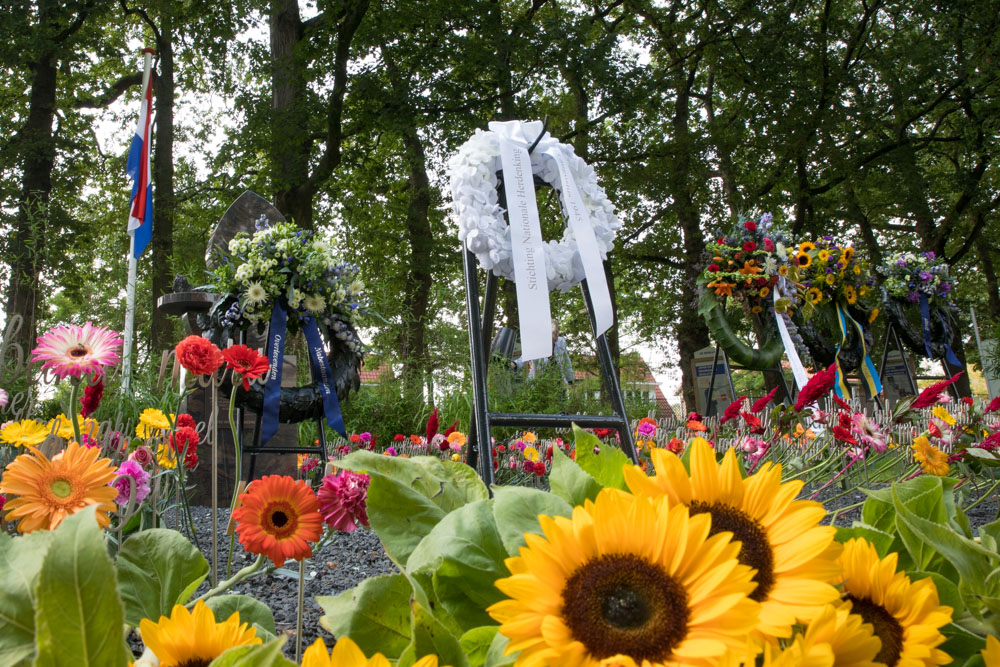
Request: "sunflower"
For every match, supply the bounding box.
[778,265,789,276]
[838,538,952,666]
[806,288,823,305]
[845,285,858,305]
[818,250,830,262]
[30,322,123,380]
[983,635,1000,665]
[0,419,49,447]
[139,600,260,666]
[0,441,117,532]
[912,436,949,476]
[487,488,760,665]
[782,601,882,666]
[623,438,841,640]
[232,475,323,567]
[301,637,446,667]
[796,252,813,268]
[842,247,855,262]
[752,305,763,314]
[826,273,836,285]
[799,242,816,253]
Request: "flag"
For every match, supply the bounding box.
[126,66,153,259]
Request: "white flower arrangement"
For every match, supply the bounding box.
[448,128,621,292]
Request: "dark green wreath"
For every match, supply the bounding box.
[880,287,961,361]
[698,289,785,370]
[793,302,874,372]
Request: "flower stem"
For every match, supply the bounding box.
[295,558,305,663]
[68,379,83,446]
[225,381,242,579]
[191,553,266,606]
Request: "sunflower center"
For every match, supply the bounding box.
[561,553,689,661]
[67,344,90,359]
[689,501,774,602]
[176,660,212,667]
[50,478,73,499]
[263,502,297,537]
[845,595,903,666]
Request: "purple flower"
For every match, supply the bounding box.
[919,271,932,281]
[907,291,920,303]
[940,282,952,294]
[385,446,397,456]
[111,460,151,506]
[896,259,907,268]
[0,388,7,408]
[925,251,936,260]
[359,432,372,443]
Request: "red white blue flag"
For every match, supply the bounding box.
[126,69,153,259]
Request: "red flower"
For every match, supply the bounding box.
[911,372,964,409]
[961,396,974,407]
[426,408,439,441]
[443,419,459,437]
[176,413,196,430]
[833,395,852,412]
[740,412,763,433]
[794,365,837,412]
[534,461,546,477]
[832,425,857,445]
[349,434,361,444]
[80,376,104,418]
[707,264,720,273]
[169,426,200,469]
[928,421,943,439]
[222,344,271,390]
[175,335,223,376]
[980,432,1000,450]
[720,396,746,424]
[593,428,615,439]
[987,396,1000,414]
[743,241,757,253]
[497,444,506,453]
[744,220,757,232]
[763,238,775,253]
[750,387,779,413]
[665,437,685,454]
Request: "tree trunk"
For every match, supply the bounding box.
[269,0,313,228]
[150,18,175,354]
[5,53,58,366]
[399,127,433,401]
[977,229,1000,322]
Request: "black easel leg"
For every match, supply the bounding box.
[705,345,722,417]
[464,248,495,486]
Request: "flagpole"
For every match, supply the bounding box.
[122,48,154,393]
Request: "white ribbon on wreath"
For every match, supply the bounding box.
[448,120,620,360]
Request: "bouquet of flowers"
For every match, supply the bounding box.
[701,212,794,314]
[792,237,877,318]
[211,216,366,330]
[878,250,953,307]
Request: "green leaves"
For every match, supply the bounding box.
[0,530,54,666]
[117,528,210,627]
[491,486,572,556]
[33,507,130,666]
[317,574,414,660]
[205,595,277,642]
[210,637,295,666]
[571,424,630,490]
[548,445,601,506]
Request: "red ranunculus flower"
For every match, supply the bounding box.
[169,426,200,469]
[744,220,757,232]
[832,425,857,445]
[707,264,720,273]
[743,241,757,253]
[763,238,775,252]
[222,344,271,390]
[175,335,224,376]
[176,413,196,430]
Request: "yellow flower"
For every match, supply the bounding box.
[868,308,880,323]
[759,286,770,298]
[860,286,870,296]
[799,241,816,253]
[139,600,261,666]
[818,250,830,261]
[931,406,956,427]
[523,446,539,462]
[46,414,99,441]
[137,408,172,439]
[845,285,858,304]
[301,636,447,667]
[843,247,855,262]
[796,252,813,268]
[778,602,882,666]
[853,264,862,275]
[982,635,1000,666]
[806,287,823,305]
[488,488,760,665]
[521,431,537,444]
[778,266,789,276]
[157,441,178,470]
[623,438,841,640]
[825,273,836,285]
[0,419,49,447]
[450,453,461,462]
[447,431,467,447]
[0,441,117,532]
[838,538,952,666]
[752,305,763,314]
[912,436,950,476]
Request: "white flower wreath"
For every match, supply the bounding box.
[448,127,621,292]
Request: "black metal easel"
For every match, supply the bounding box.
[703,345,795,417]
[234,329,330,481]
[878,321,960,401]
[463,127,638,486]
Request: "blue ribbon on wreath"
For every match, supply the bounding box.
[833,302,883,399]
[261,299,288,445]
[302,315,346,438]
[919,294,961,367]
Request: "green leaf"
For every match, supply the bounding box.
[406,598,470,667]
[0,530,54,666]
[548,446,601,506]
[892,486,997,590]
[407,500,509,632]
[365,472,447,566]
[316,573,412,660]
[205,595,277,640]
[938,622,988,665]
[965,448,1000,467]
[33,507,129,666]
[209,637,295,666]
[979,520,1000,553]
[491,486,572,556]
[836,523,894,556]
[117,528,209,627]
[460,627,499,667]
[484,630,516,667]
[572,424,629,490]
[860,491,896,533]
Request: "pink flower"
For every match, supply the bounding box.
[385,447,398,456]
[359,432,372,443]
[0,388,8,409]
[31,322,123,380]
[318,470,370,533]
[637,421,657,437]
[431,433,448,451]
[851,413,887,454]
[112,459,151,505]
[811,409,830,425]
[129,445,154,467]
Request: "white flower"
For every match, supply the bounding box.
[244,282,267,306]
[348,280,364,294]
[304,293,326,313]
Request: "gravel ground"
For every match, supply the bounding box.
[144,478,997,661]
[158,506,396,660]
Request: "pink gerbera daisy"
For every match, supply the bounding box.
[31,322,123,380]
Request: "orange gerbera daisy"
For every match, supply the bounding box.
[232,474,323,567]
[0,441,117,532]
